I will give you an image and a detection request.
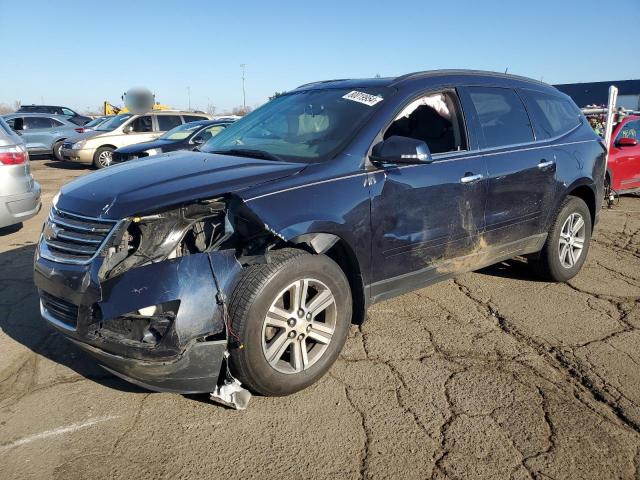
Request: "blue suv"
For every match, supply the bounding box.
[34,70,604,398]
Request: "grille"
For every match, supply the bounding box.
[41,291,79,328]
[42,207,119,264]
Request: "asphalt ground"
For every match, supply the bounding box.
[1,158,639,479]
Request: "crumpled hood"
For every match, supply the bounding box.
[57,151,305,219]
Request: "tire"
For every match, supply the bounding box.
[52,140,64,161]
[228,248,352,396]
[93,147,114,169]
[530,196,592,282]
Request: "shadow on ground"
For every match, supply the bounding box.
[42,161,88,170]
[476,257,548,282]
[0,244,144,394]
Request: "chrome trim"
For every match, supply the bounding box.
[40,299,77,332]
[50,216,112,233]
[244,139,598,203]
[538,160,555,168]
[39,207,125,265]
[460,173,483,184]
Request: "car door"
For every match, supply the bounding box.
[122,115,157,146]
[21,116,58,151]
[611,119,640,190]
[462,86,556,247]
[369,89,488,299]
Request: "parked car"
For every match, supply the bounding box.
[34,70,604,400]
[2,113,80,160]
[60,111,211,169]
[0,117,41,229]
[112,119,233,163]
[606,115,640,194]
[17,105,92,126]
[73,115,114,134]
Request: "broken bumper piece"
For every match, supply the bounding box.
[69,336,226,394]
[34,249,242,394]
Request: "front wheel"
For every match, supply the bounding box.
[93,147,114,169]
[228,248,352,396]
[52,140,64,161]
[530,196,592,282]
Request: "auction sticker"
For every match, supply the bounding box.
[342,91,383,106]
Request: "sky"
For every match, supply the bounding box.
[1,0,638,113]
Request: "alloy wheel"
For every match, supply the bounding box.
[558,212,585,268]
[261,278,336,374]
[98,150,113,167]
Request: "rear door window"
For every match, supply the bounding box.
[156,115,182,131]
[521,89,581,139]
[183,115,207,123]
[467,87,534,148]
[130,115,153,133]
[24,117,55,129]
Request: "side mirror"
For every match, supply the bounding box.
[370,136,432,165]
[123,125,133,134]
[192,137,204,145]
[616,137,638,148]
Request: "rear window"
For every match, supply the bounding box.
[156,115,182,131]
[521,89,581,139]
[467,87,534,148]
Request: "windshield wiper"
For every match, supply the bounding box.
[210,148,283,161]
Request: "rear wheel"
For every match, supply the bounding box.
[93,147,114,169]
[530,196,592,282]
[52,140,64,161]
[228,248,352,396]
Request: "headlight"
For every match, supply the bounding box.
[72,141,85,149]
[100,199,228,279]
[145,148,161,156]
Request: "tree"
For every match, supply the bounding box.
[269,91,286,101]
[206,103,217,116]
[232,105,253,116]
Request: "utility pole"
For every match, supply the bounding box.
[187,86,191,111]
[240,64,247,110]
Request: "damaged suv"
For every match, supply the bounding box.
[34,70,604,400]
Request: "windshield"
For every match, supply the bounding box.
[85,117,108,128]
[160,122,203,140]
[200,87,390,162]
[96,114,132,131]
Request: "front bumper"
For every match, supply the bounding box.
[0,181,41,228]
[34,248,242,393]
[61,147,94,164]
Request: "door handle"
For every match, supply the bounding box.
[538,160,555,169]
[460,173,483,184]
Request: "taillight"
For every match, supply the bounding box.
[75,127,85,133]
[0,145,28,165]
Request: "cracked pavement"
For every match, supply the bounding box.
[1,160,639,479]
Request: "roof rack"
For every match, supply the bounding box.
[390,69,549,87]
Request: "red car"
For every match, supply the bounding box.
[607,115,640,194]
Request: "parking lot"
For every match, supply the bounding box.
[0,159,639,479]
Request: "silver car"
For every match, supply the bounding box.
[2,113,80,161]
[0,117,41,229]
